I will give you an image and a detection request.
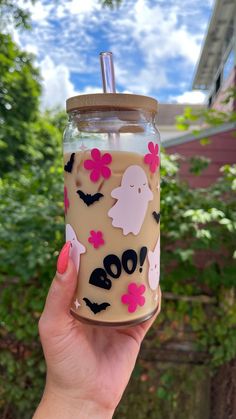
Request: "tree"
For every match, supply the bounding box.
[0,0,32,30]
[0,146,235,418]
[100,0,123,7]
[176,89,236,131]
[0,33,42,173]
[0,1,236,417]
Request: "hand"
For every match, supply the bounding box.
[33,242,162,419]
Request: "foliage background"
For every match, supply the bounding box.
[0,2,236,418]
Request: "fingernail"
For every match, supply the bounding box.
[57,242,71,275]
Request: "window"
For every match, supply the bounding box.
[223,49,234,82]
[215,73,221,95]
[208,95,212,108]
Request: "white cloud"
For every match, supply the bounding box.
[9,26,20,45]
[132,0,201,64]
[107,0,204,95]
[171,90,206,104]
[39,56,103,110]
[78,85,103,94]
[23,43,39,55]
[17,0,53,23]
[15,0,212,103]
[18,1,96,74]
[115,62,168,95]
[30,2,53,22]
[39,56,77,110]
[62,0,99,16]
[111,0,202,64]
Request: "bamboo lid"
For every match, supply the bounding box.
[66,93,158,113]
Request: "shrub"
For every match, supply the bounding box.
[0,142,235,416]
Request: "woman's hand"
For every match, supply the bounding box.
[33,242,161,419]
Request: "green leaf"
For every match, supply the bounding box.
[157,387,169,400]
[200,138,211,146]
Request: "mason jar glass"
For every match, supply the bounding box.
[63,93,161,327]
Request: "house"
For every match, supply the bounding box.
[163,0,236,188]
[192,0,236,112]
[157,104,204,143]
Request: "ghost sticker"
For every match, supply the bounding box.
[147,235,160,290]
[66,224,86,273]
[108,165,153,235]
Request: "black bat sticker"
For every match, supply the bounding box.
[64,153,75,173]
[152,211,161,224]
[77,190,104,206]
[83,298,110,314]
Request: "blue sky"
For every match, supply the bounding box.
[15,0,214,110]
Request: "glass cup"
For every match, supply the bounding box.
[63,93,161,326]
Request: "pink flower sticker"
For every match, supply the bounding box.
[144,142,160,173]
[64,186,69,214]
[121,282,146,313]
[84,148,112,182]
[88,230,105,249]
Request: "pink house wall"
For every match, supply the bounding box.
[166,129,236,188]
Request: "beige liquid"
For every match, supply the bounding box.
[64,149,160,326]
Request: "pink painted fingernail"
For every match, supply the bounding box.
[57,242,71,274]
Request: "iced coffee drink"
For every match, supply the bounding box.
[63,92,160,326]
[64,144,160,326]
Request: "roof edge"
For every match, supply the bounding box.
[163,122,236,148]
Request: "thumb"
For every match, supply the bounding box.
[40,242,78,332]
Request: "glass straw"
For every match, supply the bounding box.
[99,52,119,146]
[99,52,116,93]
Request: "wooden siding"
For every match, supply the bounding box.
[166,129,236,188]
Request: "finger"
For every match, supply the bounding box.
[39,242,77,332]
